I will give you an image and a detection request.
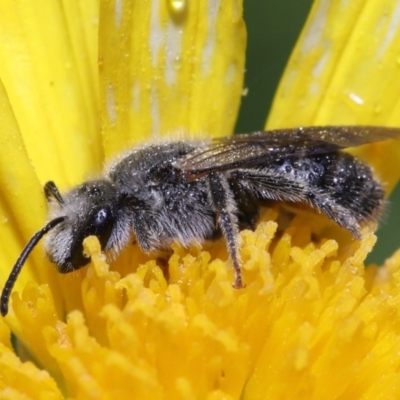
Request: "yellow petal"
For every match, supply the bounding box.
[98,0,246,158]
[0,1,103,332]
[268,0,400,191]
[0,343,63,399]
[0,78,68,334]
[0,0,102,187]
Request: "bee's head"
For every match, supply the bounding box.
[0,180,131,316]
[44,180,128,273]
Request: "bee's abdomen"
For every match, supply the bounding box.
[322,153,384,221]
[273,152,384,222]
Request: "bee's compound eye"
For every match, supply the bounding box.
[87,206,114,250]
[68,206,114,269]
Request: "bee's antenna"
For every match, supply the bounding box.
[0,216,65,316]
[44,181,64,204]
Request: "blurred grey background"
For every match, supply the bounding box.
[235,0,400,265]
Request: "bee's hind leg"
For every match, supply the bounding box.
[207,172,245,289]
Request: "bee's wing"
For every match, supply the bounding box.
[176,126,400,176]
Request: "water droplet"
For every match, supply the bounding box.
[348,92,364,105]
[373,102,382,114]
[169,0,186,13]
[173,56,181,70]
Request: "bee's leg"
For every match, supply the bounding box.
[230,182,260,230]
[306,190,362,239]
[131,212,163,252]
[229,169,363,238]
[208,172,244,289]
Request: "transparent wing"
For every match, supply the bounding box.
[175,126,400,177]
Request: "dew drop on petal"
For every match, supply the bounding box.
[348,92,364,105]
[169,0,186,13]
[374,102,382,115]
[173,56,181,71]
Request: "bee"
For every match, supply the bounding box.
[1,126,399,316]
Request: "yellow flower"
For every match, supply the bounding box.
[0,1,400,399]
